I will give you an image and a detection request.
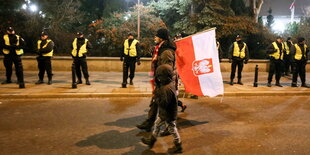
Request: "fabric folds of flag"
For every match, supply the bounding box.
[175,28,224,97]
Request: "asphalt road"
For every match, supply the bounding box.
[0,97,310,155]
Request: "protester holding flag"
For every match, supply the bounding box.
[267,36,285,87]
[228,35,249,85]
[136,28,187,132]
[290,37,310,88]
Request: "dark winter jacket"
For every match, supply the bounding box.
[227,41,249,61]
[154,64,178,122]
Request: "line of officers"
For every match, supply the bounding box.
[0,27,92,88]
[227,35,309,88]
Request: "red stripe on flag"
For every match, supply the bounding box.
[176,37,203,96]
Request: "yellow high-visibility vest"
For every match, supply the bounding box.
[2,34,24,55]
[284,42,291,55]
[71,38,88,57]
[294,43,308,60]
[124,39,139,57]
[270,42,284,60]
[233,42,246,58]
[37,39,53,57]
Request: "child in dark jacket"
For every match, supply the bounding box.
[141,64,183,153]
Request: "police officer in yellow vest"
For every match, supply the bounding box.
[120,32,141,88]
[267,36,285,87]
[0,27,25,88]
[290,37,309,88]
[283,37,293,76]
[71,32,92,85]
[228,35,249,85]
[35,32,54,85]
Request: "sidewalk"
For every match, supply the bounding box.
[0,71,310,99]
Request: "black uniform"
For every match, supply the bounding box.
[71,38,92,84]
[290,43,309,87]
[36,39,54,84]
[228,41,249,84]
[0,33,25,87]
[284,41,293,76]
[267,42,285,86]
[120,39,141,87]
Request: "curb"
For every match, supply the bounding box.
[1,91,310,99]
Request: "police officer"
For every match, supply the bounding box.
[71,32,92,85]
[120,32,141,88]
[267,36,285,87]
[283,37,293,76]
[228,35,249,85]
[290,37,309,88]
[35,32,54,85]
[1,27,25,88]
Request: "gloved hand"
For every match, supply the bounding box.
[229,59,232,63]
[244,60,248,64]
[137,60,141,65]
[120,57,123,61]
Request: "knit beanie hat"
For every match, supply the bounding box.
[156,28,169,40]
[298,37,305,43]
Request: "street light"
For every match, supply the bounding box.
[29,4,38,12]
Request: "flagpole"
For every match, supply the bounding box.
[290,0,296,23]
[175,27,217,42]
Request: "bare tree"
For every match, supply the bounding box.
[249,0,264,23]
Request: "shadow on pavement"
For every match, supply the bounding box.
[104,114,147,128]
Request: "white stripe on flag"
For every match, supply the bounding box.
[191,30,224,97]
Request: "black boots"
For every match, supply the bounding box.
[85,78,91,85]
[301,83,310,88]
[291,83,298,87]
[130,79,133,85]
[229,79,234,85]
[19,83,25,88]
[237,79,243,85]
[1,79,12,84]
[121,83,127,88]
[275,82,283,87]
[141,135,157,148]
[77,78,82,84]
[48,77,52,85]
[267,82,272,87]
[136,121,153,132]
[168,141,183,154]
[35,79,44,84]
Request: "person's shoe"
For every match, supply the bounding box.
[19,83,25,89]
[85,79,91,85]
[190,95,198,99]
[121,83,127,88]
[229,80,234,85]
[77,79,82,84]
[291,83,298,87]
[237,81,243,85]
[159,128,171,137]
[2,80,12,84]
[35,80,44,84]
[181,104,187,112]
[47,77,52,85]
[168,141,183,154]
[267,83,272,87]
[130,79,133,85]
[141,135,157,148]
[275,83,283,87]
[301,83,310,88]
[136,121,153,132]
[72,83,77,89]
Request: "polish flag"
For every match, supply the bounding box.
[175,28,223,97]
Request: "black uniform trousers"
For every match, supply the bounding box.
[292,60,307,84]
[37,56,53,80]
[268,59,284,83]
[3,54,24,83]
[122,57,137,84]
[230,59,244,80]
[283,54,292,75]
[73,57,89,80]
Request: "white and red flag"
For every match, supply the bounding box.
[175,28,223,97]
[290,0,296,23]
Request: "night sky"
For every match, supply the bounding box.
[260,0,310,16]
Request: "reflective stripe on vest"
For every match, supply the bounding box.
[37,39,53,57]
[233,42,246,58]
[71,38,88,57]
[270,42,284,60]
[294,44,308,60]
[124,39,138,57]
[3,34,23,55]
